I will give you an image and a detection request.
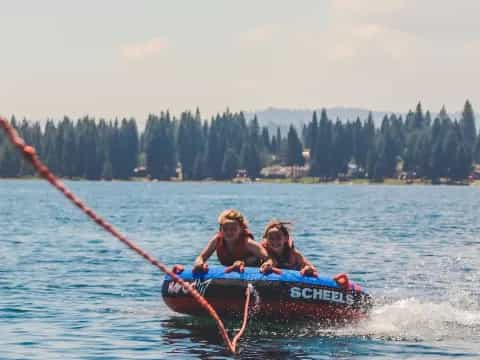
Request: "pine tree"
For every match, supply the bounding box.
[414,102,424,129]
[42,120,58,173]
[453,143,472,181]
[363,113,376,168]
[60,117,76,178]
[261,126,270,151]
[460,100,477,154]
[414,133,431,178]
[301,124,307,146]
[270,135,278,156]
[102,159,113,180]
[307,111,318,157]
[425,111,432,128]
[0,144,20,177]
[240,142,261,179]
[311,109,332,178]
[475,135,480,163]
[145,114,176,180]
[331,120,350,176]
[222,148,240,179]
[205,120,223,179]
[366,140,382,182]
[378,130,397,178]
[430,140,443,184]
[192,152,206,180]
[177,111,203,180]
[286,125,304,166]
[442,126,460,180]
[248,115,260,148]
[352,117,363,166]
[83,119,99,180]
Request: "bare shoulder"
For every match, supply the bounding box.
[209,234,219,246]
[292,248,306,261]
[246,238,262,249]
[203,234,219,250]
[292,248,303,257]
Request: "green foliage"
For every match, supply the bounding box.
[475,135,480,163]
[0,101,477,182]
[145,114,176,180]
[240,142,261,179]
[460,100,477,154]
[222,148,240,179]
[286,125,304,166]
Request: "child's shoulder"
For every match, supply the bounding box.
[209,232,222,244]
[246,237,261,247]
[291,247,305,260]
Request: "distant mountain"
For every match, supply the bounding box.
[245,107,394,134]
[246,107,480,135]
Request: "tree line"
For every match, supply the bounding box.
[0,101,479,182]
[304,101,479,182]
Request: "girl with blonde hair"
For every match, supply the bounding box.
[193,209,268,273]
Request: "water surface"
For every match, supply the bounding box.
[1,180,479,359]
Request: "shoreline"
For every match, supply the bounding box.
[0,176,478,186]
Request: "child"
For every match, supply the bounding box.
[260,220,318,276]
[193,209,269,273]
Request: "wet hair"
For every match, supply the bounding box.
[217,209,249,232]
[263,220,292,240]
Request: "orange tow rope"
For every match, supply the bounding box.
[0,116,252,354]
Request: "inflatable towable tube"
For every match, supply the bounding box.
[162,266,373,323]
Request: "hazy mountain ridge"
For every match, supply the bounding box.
[246,107,480,134]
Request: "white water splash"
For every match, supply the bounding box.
[339,297,480,341]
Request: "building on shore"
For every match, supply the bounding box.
[260,165,309,179]
[232,169,252,183]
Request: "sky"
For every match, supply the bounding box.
[1,0,480,123]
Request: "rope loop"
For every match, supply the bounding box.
[0,116,251,354]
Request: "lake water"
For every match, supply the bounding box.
[1,180,479,359]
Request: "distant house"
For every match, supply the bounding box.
[471,164,480,180]
[302,149,311,162]
[133,166,148,177]
[290,165,310,178]
[175,162,183,181]
[232,169,251,183]
[235,169,248,178]
[261,165,288,178]
[398,171,417,184]
[260,165,309,178]
[346,161,365,178]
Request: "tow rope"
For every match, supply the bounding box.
[0,116,252,354]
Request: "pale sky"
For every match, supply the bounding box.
[1,0,480,123]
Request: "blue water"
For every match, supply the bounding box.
[1,180,479,359]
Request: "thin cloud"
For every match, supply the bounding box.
[121,37,169,60]
[238,24,280,45]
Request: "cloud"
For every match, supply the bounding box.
[121,37,168,60]
[230,1,480,112]
[238,24,280,45]
[330,0,480,41]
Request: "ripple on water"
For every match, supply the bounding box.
[1,181,480,359]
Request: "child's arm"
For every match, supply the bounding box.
[245,240,269,266]
[259,257,275,273]
[193,236,217,272]
[295,250,318,277]
[246,240,281,273]
[225,239,267,273]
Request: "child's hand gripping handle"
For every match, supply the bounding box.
[224,260,245,273]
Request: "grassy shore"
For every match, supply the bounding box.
[1,176,478,186]
[256,177,407,185]
[256,177,475,185]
